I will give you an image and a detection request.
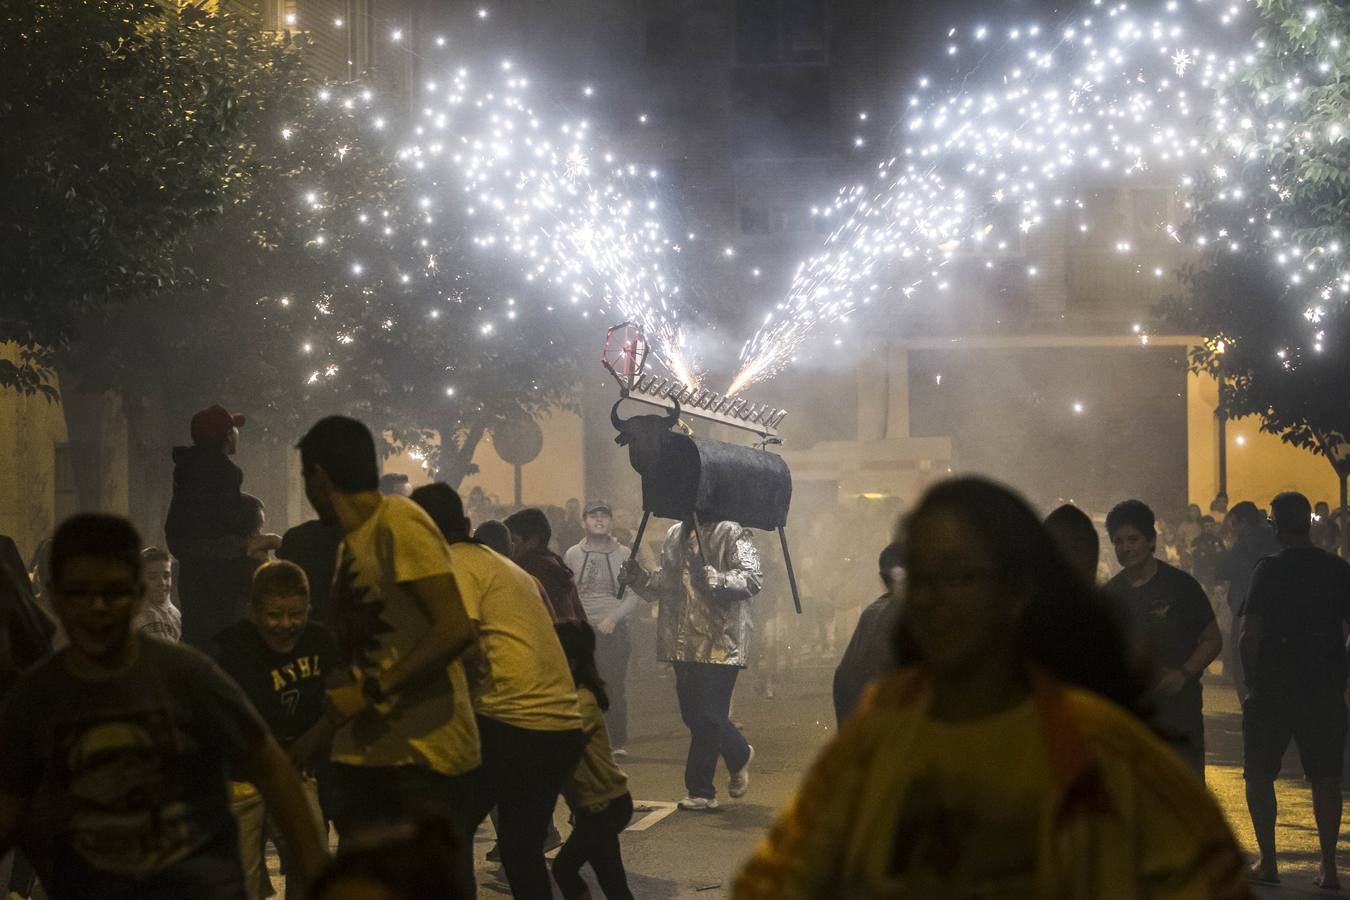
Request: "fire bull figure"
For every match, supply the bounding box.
[610,399,801,613]
[612,397,798,809]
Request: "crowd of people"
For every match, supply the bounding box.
[1,402,1348,898]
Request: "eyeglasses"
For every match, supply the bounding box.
[57,585,140,609]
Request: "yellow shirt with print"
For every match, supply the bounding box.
[330,496,480,776]
[851,699,1050,899]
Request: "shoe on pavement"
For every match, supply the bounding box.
[677,796,720,811]
[544,825,564,853]
[729,745,754,799]
[611,746,629,760]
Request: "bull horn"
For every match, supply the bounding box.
[610,400,627,431]
[664,399,681,427]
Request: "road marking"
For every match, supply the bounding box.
[626,800,678,831]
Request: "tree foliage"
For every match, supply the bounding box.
[1168,0,1350,461]
[62,19,583,478]
[0,0,293,393]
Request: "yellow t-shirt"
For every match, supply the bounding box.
[850,698,1051,899]
[449,542,581,731]
[329,496,481,776]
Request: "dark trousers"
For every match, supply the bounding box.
[552,793,635,900]
[325,762,476,895]
[469,715,585,899]
[595,625,631,748]
[1155,683,1206,777]
[673,662,750,799]
[1227,613,1247,700]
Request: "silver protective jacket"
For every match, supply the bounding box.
[641,521,762,667]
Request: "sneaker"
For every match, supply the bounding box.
[729,745,754,799]
[611,746,629,760]
[677,795,720,811]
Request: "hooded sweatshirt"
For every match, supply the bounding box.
[165,445,256,561]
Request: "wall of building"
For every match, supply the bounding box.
[1187,370,1340,511]
[0,346,69,564]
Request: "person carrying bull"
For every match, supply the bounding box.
[618,519,761,810]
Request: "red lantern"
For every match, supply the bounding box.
[602,322,648,391]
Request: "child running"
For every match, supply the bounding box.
[552,622,635,900]
[217,560,335,900]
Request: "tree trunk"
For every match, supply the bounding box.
[437,419,486,488]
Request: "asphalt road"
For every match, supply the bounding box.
[267,653,1348,897]
[477,661,1347,899]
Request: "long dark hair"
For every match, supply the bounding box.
[555,621,610,712]
[897,477,1145,713]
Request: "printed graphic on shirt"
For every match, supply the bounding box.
[53,710,196,876]
[577,551,619,598]
[333,553,392,671]
[272,654,324,713]
[889,768,1037,894]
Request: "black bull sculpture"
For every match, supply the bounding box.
[612,399,802,613]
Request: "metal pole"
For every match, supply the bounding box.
[1211,364,1229,514]
[689,511,709,564]
[513,464,523,507]
[616,510,652,600]
[778,526,803,615]
[1216,409,1228,507]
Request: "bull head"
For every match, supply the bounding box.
[611,398,680,475]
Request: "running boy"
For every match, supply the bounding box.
[0,514,326,900]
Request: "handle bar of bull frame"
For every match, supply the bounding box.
[617,510,804,615]
[616,511,652,601]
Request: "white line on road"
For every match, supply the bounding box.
[626,800,678,831]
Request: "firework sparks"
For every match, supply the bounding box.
[728,0,1350,393]
[287,36,703,386]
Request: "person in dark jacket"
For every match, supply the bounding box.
[279,520,343,628]
[505,508,588,623]
[0,534,53,694]
[832,542,905,725]
[1044,504,1100,584]
[1217,500,1279,700]
[166,404,278,652]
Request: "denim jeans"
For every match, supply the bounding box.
[673,662,751,799]
[230,777,325,900]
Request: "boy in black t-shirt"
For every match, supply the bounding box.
[1104,499,1222,777]
[218,560,336,900]
[0,514,326,900]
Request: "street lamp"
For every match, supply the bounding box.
[1210,338,1229,515]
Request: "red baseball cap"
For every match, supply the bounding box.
[190,404,246,446]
